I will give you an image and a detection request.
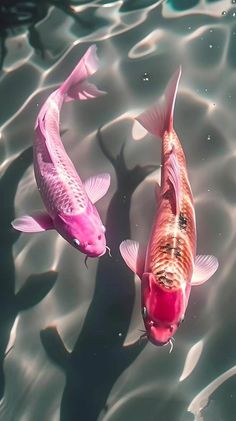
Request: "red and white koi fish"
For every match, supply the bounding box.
[120,67,219,346]
[12,45,110,258]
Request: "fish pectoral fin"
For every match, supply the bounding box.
[84,173,110,203]
[11,212,54,232]
[119,239,144,278]
[163,148,181,214]
[191,255,219,286]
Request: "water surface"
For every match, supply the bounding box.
[0,1,236,420]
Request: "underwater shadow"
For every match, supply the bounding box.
[0,0,93,69]
[0,146,57,399]
[40,129,157,420]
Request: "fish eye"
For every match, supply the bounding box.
[72,239,80,247]
[98,235,102,240]
[142,306,147,319]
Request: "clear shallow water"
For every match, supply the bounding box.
[0,0,236,420]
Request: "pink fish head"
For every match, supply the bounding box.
[141,272,189,346]
[54,205,106,258]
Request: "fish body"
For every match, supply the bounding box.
[120,68,218,345]
[12,45,110,258]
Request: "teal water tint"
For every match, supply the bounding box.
[169,0,226,9]
[168,0,199,10]
[0,0,236,420]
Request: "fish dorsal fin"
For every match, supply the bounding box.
[164,148,181,214]
[135,67,182,139]
[191,255,219,286]
[84,173,110,204]
[119,240,144,279]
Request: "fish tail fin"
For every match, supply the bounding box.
[59,44,106,101]
[135,66,182,139]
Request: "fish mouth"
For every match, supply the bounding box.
[144,320,176,346]
[98,248,106,257]
[86,249,106,258]
[98,246,111,258]
[139,329,169,346]
[148,335,168,346]
[86,251,105,258]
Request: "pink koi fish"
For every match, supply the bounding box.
[12,45,110,258]
[120,67,219,346]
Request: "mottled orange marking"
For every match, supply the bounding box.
[145,130,196,290]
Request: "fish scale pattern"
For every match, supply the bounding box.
[147,130,196,289]
[34,139,88,216]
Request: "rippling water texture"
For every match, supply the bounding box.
[0,1,236,420]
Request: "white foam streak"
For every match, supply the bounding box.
[5,316,20,356]
[179,340,204,382]
[103,382,165,421]
[188,365,236,419]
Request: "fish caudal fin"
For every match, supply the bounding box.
[59,44,106,101]
[135,66,182,139]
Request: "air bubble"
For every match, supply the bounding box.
[141,72,150,82]
[207,135,211,141]
[209,44,213,48]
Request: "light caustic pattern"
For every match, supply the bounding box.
[1,0,236,420]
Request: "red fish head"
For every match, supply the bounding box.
[141,272,189,346]
[54,203,107,257]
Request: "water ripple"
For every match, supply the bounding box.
[0,1,235,420]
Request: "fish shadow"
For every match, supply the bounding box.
[40,129,157,420]
[0,146,57,399]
